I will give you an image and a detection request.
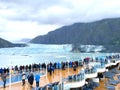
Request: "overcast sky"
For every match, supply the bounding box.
[1,0,120,42]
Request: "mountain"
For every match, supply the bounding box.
[0,38,27,48]
[30,17,120,45]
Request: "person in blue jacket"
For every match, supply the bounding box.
[35,73,40,87]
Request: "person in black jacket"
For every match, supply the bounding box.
[28,73,34,88]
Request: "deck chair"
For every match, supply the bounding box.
[105,83,115,90]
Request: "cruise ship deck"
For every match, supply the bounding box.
[0,67,120,90]
[1,55,120,90]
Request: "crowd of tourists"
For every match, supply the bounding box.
[0,61,80,89]
[0,54,119,89]
[0,61,81,76]
[0,54,119,75]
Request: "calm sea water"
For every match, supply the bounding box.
[0,44,113,68]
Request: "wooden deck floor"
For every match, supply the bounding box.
[0,67,120,90]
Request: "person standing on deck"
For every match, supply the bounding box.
[35,73,40,87]
[48,64,52,75]
[51,66,54,74]
[73,62,77,71]
[28,73,34,88]
[22,72,26,86]
[1,72,7,88]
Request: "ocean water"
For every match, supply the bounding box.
[0,44,113,68]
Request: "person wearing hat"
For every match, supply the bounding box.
[22,72,26,86]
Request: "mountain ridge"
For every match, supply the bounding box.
[0,38,27,48]
[30,17,120,45]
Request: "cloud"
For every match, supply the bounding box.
[0,19,60,41]
[0,0,120,41]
